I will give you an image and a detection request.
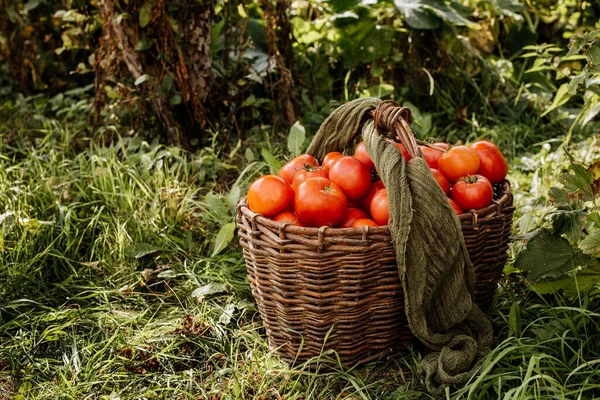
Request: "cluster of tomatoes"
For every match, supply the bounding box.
[247,140,508,228]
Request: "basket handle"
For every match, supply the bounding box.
[368,101,423,159]
[367,101,449,157]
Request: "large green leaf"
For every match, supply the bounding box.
[515,229,592,281]
[339,19,395,67]
[394,0,440,29]
[394,0,475,30]
[534,260,600,298]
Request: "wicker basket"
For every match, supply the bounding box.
[236,103,515,366]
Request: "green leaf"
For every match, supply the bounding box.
[191,283,228,299]
[203,192,230,223]
[104,85,121,100]
[170,94,182,106]
[161,74,174,92]
[287,121,306,156]
[139,1,153,28]
[425,0,475,28]
[394,0,440,30]
[508,302,521,337]
[567,71,586,95]
[327,0,361,12]
[237,4,247,18]
[24,0,42,14]
[589,46,600,65]
[567,34,587,57]
[579,230,600,257]
[548,187,569,206]
[560,163,593,201]
[541,83,572,117]
[227,186,241,207]
[394,0,475,30]
[261,148,281,174]
[515,229,591,281]
[581,101,600,127]
[135,38,153,51]
[245,148,255,163]
[534,261,600,298]
[125,243,163,259]
[588,160,600,197]
[242,95,256,107]
[212,222,236,257]
[134,74,151,86]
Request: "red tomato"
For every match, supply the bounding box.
[294,178,348,227]
[420,143,448,169]
[354,141,375,170]
[438,146,480,182]
[451,174,493,211]
[352,218,378,228]
[448,198,463,215]
[469,141,508,184]
[291,166,329,192]
[370,188,389,226]
[279,154,318,184]
[430,168,450,196]
[272,211,304,226]
[329,156,372,200]
[322,152,344,170]
[393,143,412,161]
[361,180,385,213]
[248,175,294,217]
[340,208,370,228]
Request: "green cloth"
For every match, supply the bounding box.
[307,98,493,394]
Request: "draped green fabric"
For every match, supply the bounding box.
[306,98,493,394]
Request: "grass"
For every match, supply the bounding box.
[1,93,600,399]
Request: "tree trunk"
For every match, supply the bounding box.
[178,0,214,128]
[97,0,214,147]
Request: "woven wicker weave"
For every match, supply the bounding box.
[236,103,515,366]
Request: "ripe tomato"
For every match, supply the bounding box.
[361,180,385,212]
[279,154,318,184]
[329,156,372,200]
[370,188,389,226]
[392,143,412,161]
[438,145,480,182]
[272,211,304,226]
[248,175,294,217]
[451,174,493,211]
[291,166,329,192]
[469,141,508,184]
[430,168,450,195]
[420,143,448,169]
[352,218,378,228]
[448,198,463,215]
[294,177,348,227]
[322,152,344,170]
[354,141,375,170]
[340,208,369,228]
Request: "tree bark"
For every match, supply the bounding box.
[178,0,214,128]
[99,0,186,147]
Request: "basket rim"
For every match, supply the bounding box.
[237,179,512,236]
